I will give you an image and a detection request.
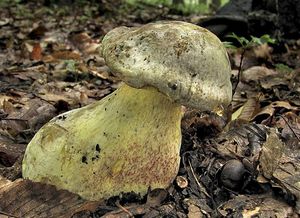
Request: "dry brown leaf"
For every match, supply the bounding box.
[260,75,287,89]
[187,203,203,218]
[0,178,99,218]
[232,97,260,122]
[241,66,277,83]
[37,93,74,105]
[0,96,13,108]
[52,51,81,60]
[90,67,111,79]
[2,100,16,114]
[69,32,100,54]
[277,112,300,147]
[0,99,56,137]
[259,129,285,179]
[28,25,48,40]
[253,43,273,61]
[253,101,299,122]
[0,175,11,188]
[182,109,227,137]
[0,141,26,167]
[146,189,168,207]
[219,194,295,217]
[43,51,81,62]
[272,155,300,213]
[242,206,260,218]
[30,43,42,61]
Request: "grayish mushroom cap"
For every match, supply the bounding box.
[101,21,232,111]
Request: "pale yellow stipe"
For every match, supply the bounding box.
[22,83,182,200]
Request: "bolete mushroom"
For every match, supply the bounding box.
[22,21,232,200]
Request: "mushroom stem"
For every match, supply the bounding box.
[22,83,182,200]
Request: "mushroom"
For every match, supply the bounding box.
[22,21,232,200]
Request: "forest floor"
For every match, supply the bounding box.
[0,1,299,217]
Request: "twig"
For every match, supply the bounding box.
[115,200,134,218]
[0,118,28,121]
[0,210,19,218]
[280,115,300,142]
[188,159,210,198]
[232,49,246,97]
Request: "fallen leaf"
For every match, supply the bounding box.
[28,25,48,40]
[0,178,99,218]
[218,194,296,217]
[30,43,42,61]
[253,101,299,123]
[253,43,273,61]
[146,189,168,207]
[69,32,100,54]
[0,140,26,167]
[2,100,16,114]
[242,206,260,218]
[0,175,11,188]
[231,97,260,122]
[241,66,277,83]
[44,51,81,62]
[187,203,203,218]
[259,129,285,179]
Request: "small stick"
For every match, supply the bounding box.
[280,115,300,142]
[115,200,134,218]
[232,49,246,97]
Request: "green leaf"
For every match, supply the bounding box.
[227,33,276,49]
[222,41,237,49]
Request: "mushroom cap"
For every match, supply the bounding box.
[101,21,232,111]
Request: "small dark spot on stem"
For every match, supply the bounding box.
[96,144,101,152]
[81,156,88,164]
[92,155,100,161]
[58,115,67,120]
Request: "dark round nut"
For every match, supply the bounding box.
[220,159,246,190]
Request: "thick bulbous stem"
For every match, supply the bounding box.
[22,83,182,200]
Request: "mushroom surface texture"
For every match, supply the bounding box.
[22,21,232,201]
[101,21,232,111]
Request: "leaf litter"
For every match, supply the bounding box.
[0,1,300,217]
